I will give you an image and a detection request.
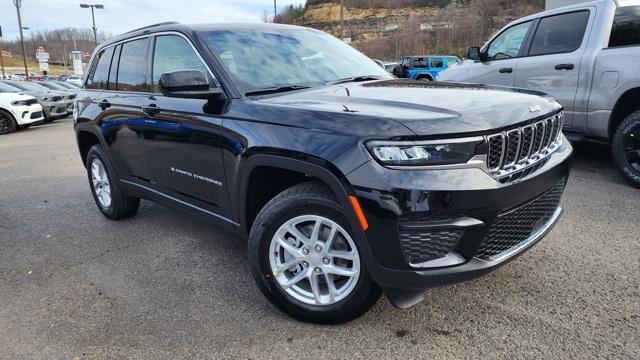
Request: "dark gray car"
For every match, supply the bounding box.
[1,80,72,121]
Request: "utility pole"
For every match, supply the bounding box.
[13,0,30,79]
[273,0,277,21]
[80,4,104,45]
[0,26,5,79]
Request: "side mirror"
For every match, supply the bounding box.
[466,47,481,61]
[159,70,225,100]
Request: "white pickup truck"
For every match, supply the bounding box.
[440,0,640,187]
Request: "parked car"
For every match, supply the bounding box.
[0,82,45,134]
[75,22,571,324]
[384,62,397,74]
[392,55,460,80]
[65,75,83,87]
[439,0,640,187]
[54,81,81,90]
[1,80,72,121]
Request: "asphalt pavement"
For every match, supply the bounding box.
[0,117,638,359]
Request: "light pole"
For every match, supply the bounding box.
[80,3,104,45]
[13,0,29,79]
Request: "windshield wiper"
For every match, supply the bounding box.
[245,85,311,96]
[328,75,384,85]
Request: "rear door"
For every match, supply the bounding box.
[139,33,231,218]
[100,37,156,181]
[467,20,534,87]
[515,10,592,125]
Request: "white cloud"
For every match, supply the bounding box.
[0,0,306,41]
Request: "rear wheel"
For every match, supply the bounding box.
[0,110,17,135]
[248,182,381,324]
[612,111,640,188]
[86,144,140,219]
[417,75,433,81]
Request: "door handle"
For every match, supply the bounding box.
[499,67,513,74]
[555,63,574,70]
[98,99,111,110]
[142,104,161,116]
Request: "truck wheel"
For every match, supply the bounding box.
[86,144,140,219]
[417,75,433,81]
[0,110,17,135]
[612,111,640,188]
[248,182,381,324]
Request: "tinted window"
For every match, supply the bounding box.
[117,38,150,92]
[107,45,121,90]
[609,6,640,47]
[412,58,428,68]
[86,46,114,90]
[487,21,532,60]
[152,35,210,93]
[430,58,443,68]
[529,11,589,56]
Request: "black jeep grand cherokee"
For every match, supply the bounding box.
[74,22,572,324]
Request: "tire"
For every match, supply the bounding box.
[86,144,140,219]
[248,182,381,324]
[417,76,433,82]
[43,113,53,123]
[0,110,17,135]
[611,111,640,188]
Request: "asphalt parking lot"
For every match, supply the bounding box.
[1,117,638,359]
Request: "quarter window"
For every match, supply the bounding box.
[117,38,150,92]
[152,35,210,93]
[529,11,590,56]
[609,6,640,48]
[487,21,532,60]
[86,46,114,90]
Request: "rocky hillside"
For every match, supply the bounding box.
[276,0,544,60]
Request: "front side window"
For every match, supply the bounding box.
[152,35,211,93]
[430,58,443,68]
[529,11,590,56]
[117,38,150,92]
[609,6,640,48]
[199,28,390,94]
[86,46,114,90]
[486,21,532,60]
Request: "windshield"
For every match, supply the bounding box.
[0,82,20,93]
[199,27,390,94]
[7,81,49,92]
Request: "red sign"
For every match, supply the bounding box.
[1,50,12,57]
[84,52,91,59]
[37,46,45,52]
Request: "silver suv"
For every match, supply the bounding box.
[440,0,640,187]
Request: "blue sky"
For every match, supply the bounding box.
[0,0,306,41]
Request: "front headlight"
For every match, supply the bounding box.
[42,97,50,101]
[366,137,482,166]
[10,100,29,106]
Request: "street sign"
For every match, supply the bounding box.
[37,46,45,52]
[36,52,49,61]
[84,52,91,59]
[39,62,49,72]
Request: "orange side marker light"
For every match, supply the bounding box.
[348,195,369,231]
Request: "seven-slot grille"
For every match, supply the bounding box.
[487,112,563,181]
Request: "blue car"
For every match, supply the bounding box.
[392,55,460,81]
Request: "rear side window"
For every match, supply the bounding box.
[86,46,114,90]
[152,35,210,93]
[430,58,443,68]
[117,38,150,92]
[412,58,427,68]
[529,11,590,56]
[609,6,640,47]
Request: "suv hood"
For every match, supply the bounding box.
[257,79,561,136]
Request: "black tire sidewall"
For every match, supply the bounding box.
[249,190,380,324]
[612,112,640,188]
[86,145,118,217]
[0,110,17,135]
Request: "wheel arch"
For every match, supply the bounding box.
[416,73,433,81]
[237,154,361,238]
[608,87,640,141]
[76,126,105,167]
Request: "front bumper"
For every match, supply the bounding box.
[41,101,69,119]
[11,104,45,126]
[346,136,572,294]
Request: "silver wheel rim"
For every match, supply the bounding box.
[269,215,361,306]
[90,158,112,208]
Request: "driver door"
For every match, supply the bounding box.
[467,20,534,87]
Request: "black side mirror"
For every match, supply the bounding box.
[466,47,481,61]
[159,70,225,100]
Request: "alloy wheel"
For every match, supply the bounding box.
[624,123,640,173]
[269,215,361,306]
[91,158,112,208]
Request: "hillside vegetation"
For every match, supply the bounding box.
[276,0,545,60]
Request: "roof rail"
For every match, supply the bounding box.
[124,21,180,34]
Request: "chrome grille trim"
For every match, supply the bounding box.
[486,112,563,182]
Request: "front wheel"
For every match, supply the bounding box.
[0,110,17,135]
[611,111,640,188]
[248,182,381,324]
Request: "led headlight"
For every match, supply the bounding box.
[10,100,29,106]
[366,138,482,166]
